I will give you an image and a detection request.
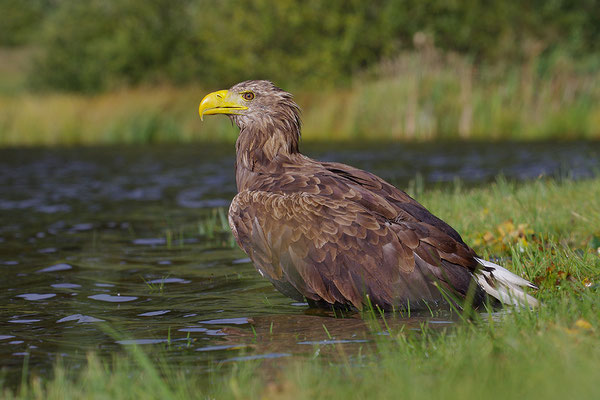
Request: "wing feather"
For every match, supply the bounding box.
[229,188,480,309]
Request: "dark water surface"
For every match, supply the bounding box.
[1,141,599,384]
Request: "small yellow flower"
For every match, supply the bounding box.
[574,319,593,331]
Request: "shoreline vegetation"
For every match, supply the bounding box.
[2,1,600,146]
[1,47,600,146]
[2,177,600,399]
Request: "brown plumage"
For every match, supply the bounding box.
[199,80,538,310]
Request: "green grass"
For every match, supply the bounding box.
[1,48,599,146]
[3,177,599,399]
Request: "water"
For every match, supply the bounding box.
[1,141,599,384]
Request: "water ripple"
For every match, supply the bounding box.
[138,310,171,317]
[88,294,138,302]
[57,314,104,323]
[16,293,56,301]
[37,263,72,273]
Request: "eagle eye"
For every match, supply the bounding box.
[242,92,255,101]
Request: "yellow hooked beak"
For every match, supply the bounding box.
[198,89,248,121]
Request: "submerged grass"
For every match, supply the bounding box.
[3,177,600,399]
[1,49,600,146]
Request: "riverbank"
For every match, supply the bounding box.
[3,177,599,399]
[1,50,600,146]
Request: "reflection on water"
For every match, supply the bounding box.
[0,141,598,386]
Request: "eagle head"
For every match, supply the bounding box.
[199,80,300,134]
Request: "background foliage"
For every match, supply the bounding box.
[1,0,599,144]
[1,0,599,92]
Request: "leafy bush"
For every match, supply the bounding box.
[30,0,202,92]
[0,0,49,46]
[25,0,600,92]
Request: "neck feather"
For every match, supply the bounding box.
[235,117,300,172]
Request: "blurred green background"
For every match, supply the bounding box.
[1,0,599,145]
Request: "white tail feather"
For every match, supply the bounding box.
[475,257,539,308]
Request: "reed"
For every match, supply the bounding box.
[1,51,599,146]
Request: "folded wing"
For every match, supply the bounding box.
[229,189,484,309]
